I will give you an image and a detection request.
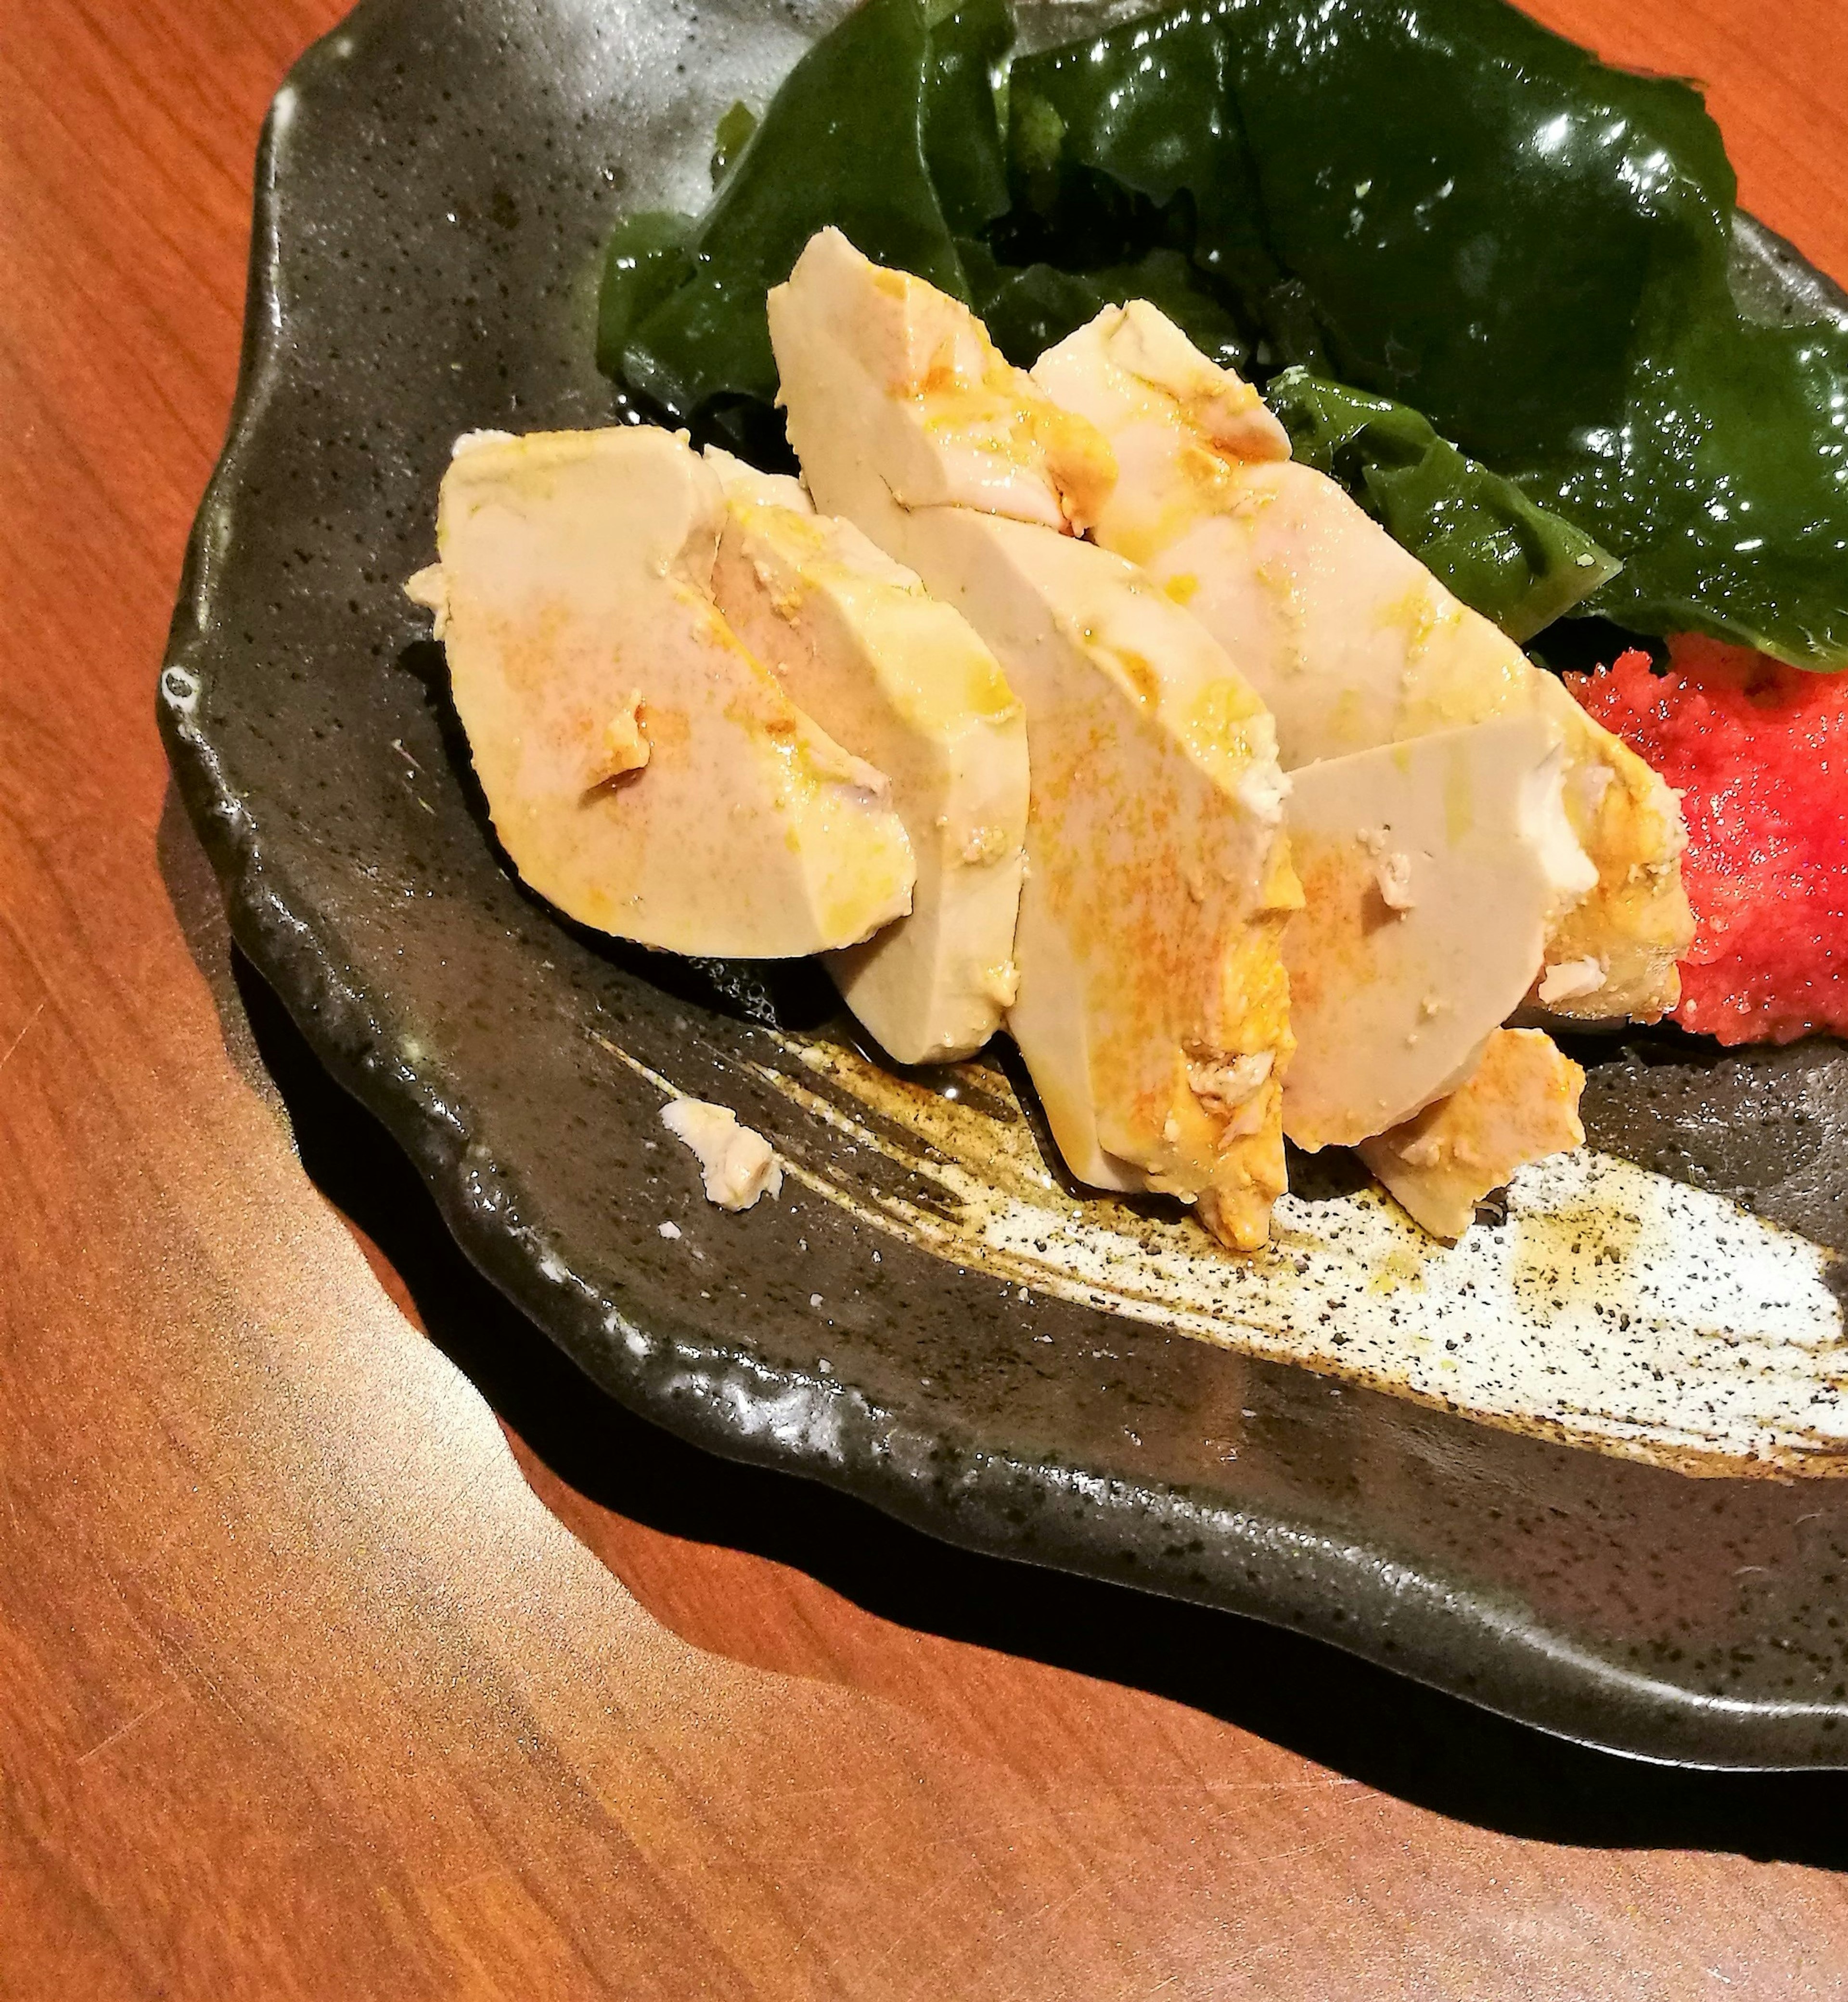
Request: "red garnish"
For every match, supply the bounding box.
[1568,636,1848,1046]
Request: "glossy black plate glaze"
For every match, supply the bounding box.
[161,0,1848,1765]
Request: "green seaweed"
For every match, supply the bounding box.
[601,0,1009,426]
[923,0,1013,235]
[1010,0,1848,665]
[707,102,759,188]
[596,0,1848,664]
[1267,370,1621,642]
[963,244,1249,373]
[594,210,694,384]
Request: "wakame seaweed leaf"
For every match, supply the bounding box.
[598,0,1848,663]
[595,211,694,384]
[1009,0,1848,666]
[1267,370,1621,642]
[608,0,1009,430]
[708,103,759,188]
[923,0,1014,235]
[964,244,1248,373]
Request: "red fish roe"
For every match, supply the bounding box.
[1568,637,1847,1045]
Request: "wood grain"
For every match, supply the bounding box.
[4,1,1848,1996]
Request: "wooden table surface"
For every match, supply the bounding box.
[6,0,1848,1994]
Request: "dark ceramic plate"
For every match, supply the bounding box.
[161,0,1848,1767]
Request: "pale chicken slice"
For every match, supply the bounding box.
[772,227,1116,534]
[904,510,1298,1247]
[1359,1028,1586,1240]
[702,443,814,514]
[406,426,913,957]
[707,464,1029,1065]
[1283,717,1596,1150]
[769,238,1298,1248]
[1031,304,1692,1022]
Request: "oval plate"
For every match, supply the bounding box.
[160,0,1848,1766]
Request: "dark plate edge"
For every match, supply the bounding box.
[153,6,1848,1773]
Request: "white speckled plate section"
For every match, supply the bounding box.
[727,1034,1848,1478]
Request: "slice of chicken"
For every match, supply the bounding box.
[768,232,1298,1249]
[770,227,1116,534]
[1031,303,1692,1022]
[707,452,1029,1065]
[1283,717,1596,1150]
[408,426,913,957]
